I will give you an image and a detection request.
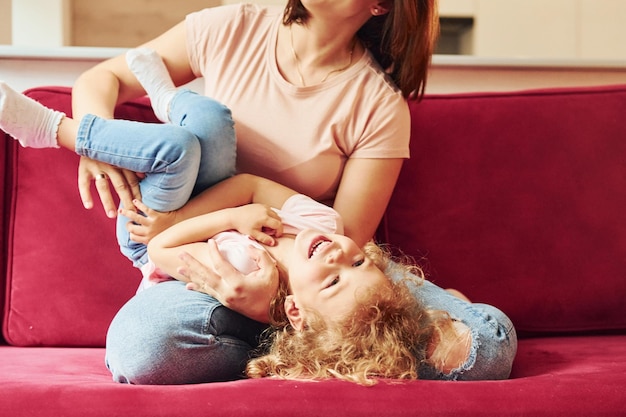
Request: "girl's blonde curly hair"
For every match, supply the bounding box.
[246,242,451,386]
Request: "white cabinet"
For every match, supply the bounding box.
[580,0,626,59]
[440,0,626,59]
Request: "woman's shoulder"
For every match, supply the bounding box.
[187,3,282,26]
[358,50,404,99]
[186,3,282,75]
[186,3,282,49]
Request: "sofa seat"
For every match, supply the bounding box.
[1,335,624,416]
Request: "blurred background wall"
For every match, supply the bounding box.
[2,0,626,60]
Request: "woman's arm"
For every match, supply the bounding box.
[73,22,196,118]
[177,245,279,324]
[72,21,197,217]
[333,158,404,247]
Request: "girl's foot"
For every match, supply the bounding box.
[126,48,177,123]
[0,81,63,148]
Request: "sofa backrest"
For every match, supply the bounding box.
[2,85,626,347]
[378,84,626,335]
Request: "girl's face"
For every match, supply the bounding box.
[284,229,389,329]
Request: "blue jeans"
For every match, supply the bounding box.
[411,280,517,380]
[105,268,517,383]
[106,280,266,383]
[75,90,236,267]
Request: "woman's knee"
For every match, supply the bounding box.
[106,330,253,384]
[105,281,264,384]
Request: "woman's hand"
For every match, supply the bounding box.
[119,199,177,245]
[178,240,279,323]
[78,156,143,218]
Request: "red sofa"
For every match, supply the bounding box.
[1,84,625,416]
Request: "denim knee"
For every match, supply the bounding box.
[428,302,517,381]
[105,281,266,384]
[389,270,518,381]
[137,127,201,211]
[169,90,237,194]
[415,299,517,381]
[470,304,517,378]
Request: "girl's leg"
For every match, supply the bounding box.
[0,81,64,149]
[1,81,199,266]
[75,115,201,266]
[1,81,201,211]
[105,280,267,384]
[168,90,237,195]
[126,48,236,195]
[75,116,200,211]
[104,51,250,386]
[394,270,518,381]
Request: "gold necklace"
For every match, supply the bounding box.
[289,25,356,86]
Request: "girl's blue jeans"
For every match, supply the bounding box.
[75,89,236,267]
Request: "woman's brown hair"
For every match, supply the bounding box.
[283,0,440,99]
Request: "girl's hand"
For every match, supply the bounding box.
[178,240,279,323]
[78,156,143,218]
[119,199,177,245]
[230,204,283,246]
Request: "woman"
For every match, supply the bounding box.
[69,1,515,384]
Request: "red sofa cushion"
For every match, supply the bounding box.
[1,335,625,416]
[380,84,626,335]
[3,87,156,347]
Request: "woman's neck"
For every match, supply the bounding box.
[277,21,363,86]
[289,22,358,67]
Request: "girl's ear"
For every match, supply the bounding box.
[284,295,304,331]
[371,1,391,16]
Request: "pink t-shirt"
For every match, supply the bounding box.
[138,194,343,291]
[185,4,410,205]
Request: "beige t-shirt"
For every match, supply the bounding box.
[186,4,410,204]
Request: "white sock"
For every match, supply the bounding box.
[126,48,177,123]
[0,81,63,148]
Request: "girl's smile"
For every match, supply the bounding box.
[282,229,390,328]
